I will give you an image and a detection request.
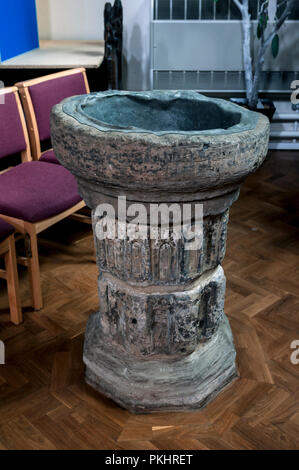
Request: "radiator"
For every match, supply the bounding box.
[150,0,299,148]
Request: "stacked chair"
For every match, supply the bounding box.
[16,68,90,164]
[0,69,90,323]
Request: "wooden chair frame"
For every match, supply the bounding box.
[0,233,22,325]
[0,84,87,311]
[0,201,85,311]
[0,87,32,166]
[15,68,90,161]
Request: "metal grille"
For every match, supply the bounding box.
[151,1,299,148]
[153,71,299,93]
[153,0,299,21]
[151,1,299,93]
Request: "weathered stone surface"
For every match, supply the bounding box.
[84,313,237,413]
[97,266,226,358]
[51,90,270,413]
[51,91,269,193]
[93,211,229,285]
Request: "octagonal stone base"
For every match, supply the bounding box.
[84,313,237,413]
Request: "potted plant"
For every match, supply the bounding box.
[214,0,295,120]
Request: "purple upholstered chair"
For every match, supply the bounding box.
[16,68,90,164]
[0,86,85,312]
[0,87,31,165]
[0,219,22,325]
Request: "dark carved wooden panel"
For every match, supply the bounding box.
[104,0,123,90]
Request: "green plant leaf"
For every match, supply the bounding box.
[264,13,268,29]
[272,34,279,58]
[257,11,269,39]
[260,12,268,29]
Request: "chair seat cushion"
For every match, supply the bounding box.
[0,219,14,241]
[0,162,82,223]
[39,149,60,165]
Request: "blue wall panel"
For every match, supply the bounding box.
[0,0,39,62]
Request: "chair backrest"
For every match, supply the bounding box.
[16,68,90,160]
[0,87,31,165]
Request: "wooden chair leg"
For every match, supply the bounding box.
[4,235,22,325]
[26,229,43,310]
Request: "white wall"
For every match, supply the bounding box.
[36,0,151,90]
[36,0,104,41]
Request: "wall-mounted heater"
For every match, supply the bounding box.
[150,0,299,149]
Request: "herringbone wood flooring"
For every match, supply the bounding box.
[0,150,298,450]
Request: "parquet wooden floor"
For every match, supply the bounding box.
[0,150,298,450]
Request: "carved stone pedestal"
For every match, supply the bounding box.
[51,91,269,413]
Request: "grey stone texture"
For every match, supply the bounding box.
[51,91,270,413]
[92,210,230,285]
[84,313,237,413]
